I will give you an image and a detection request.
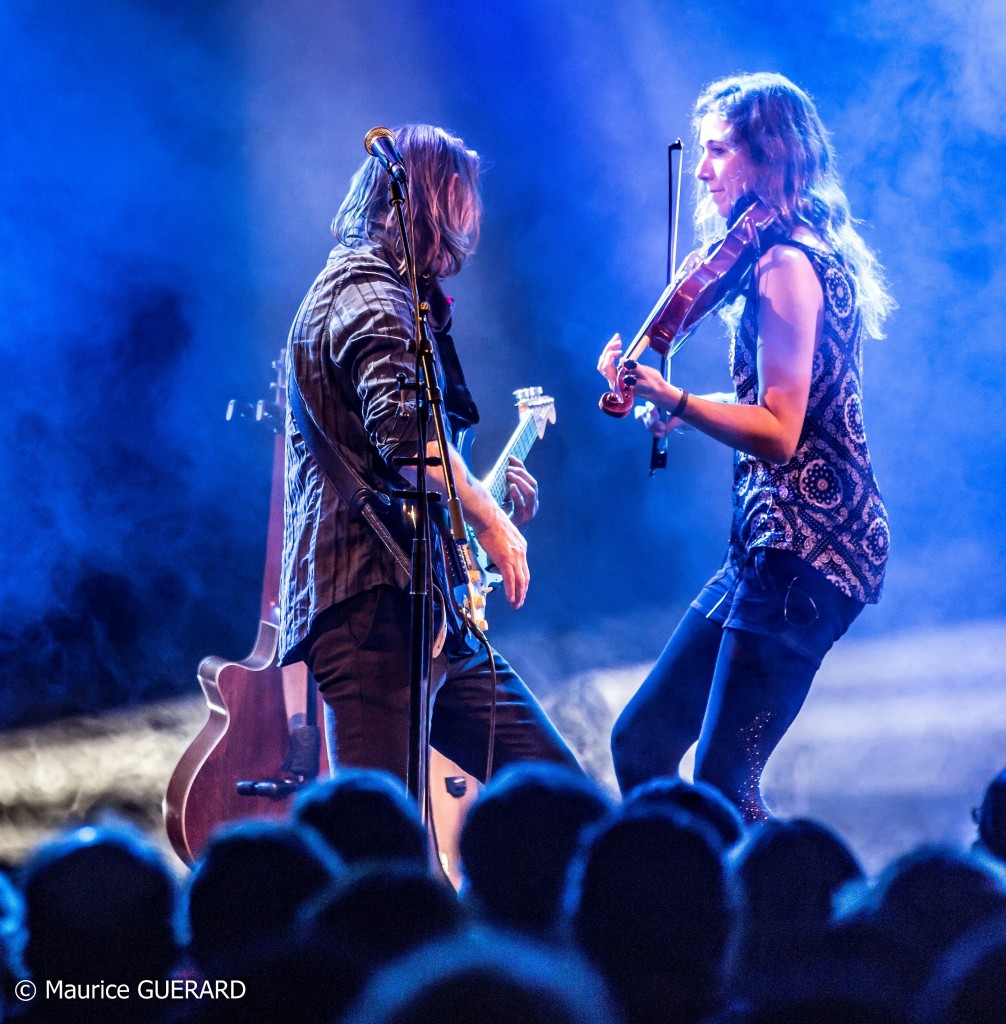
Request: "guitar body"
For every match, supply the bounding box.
[164,355,324,865]
[164,621,326,863]
[164,623,471,872]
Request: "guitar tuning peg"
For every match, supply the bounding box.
[513,386,544,405]
[225,400,257,422]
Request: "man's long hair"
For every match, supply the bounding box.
[693,72,895,340]
[332,124,482,280]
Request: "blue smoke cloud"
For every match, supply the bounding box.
[1,0,1002,724]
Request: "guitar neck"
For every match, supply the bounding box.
[484,413,539,508]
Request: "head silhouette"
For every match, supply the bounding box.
[304,862,464,969]
[340,928,620,1024]
[292,768,429,870]
[183,819,341,973]
[22,821,178,984]
[622,776,744,851]
[975,767,1006,862]
[459,763,612,937]
[565,805,729,1023]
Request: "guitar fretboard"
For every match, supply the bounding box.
[485,412,540,507]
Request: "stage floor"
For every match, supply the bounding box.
[0,618,1003,875]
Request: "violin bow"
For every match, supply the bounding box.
[649,138,685,475]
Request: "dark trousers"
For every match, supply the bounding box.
[305,586,581,785]
[611,548,863,822]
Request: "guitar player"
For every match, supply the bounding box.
[278,124,581,788]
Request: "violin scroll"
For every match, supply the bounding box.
[598,361,639,418]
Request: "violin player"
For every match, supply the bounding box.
[597,73,894,821]
[280,126,580,786]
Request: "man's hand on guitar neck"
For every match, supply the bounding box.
[405,441,532,610]
[504,456,539,529]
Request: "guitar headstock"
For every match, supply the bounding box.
[226,348,287,434]
[513,386,556,440]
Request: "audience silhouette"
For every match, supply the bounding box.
[6,762,1006,1024]
[182,819,341,976]
[0,870,24,1017]
[974,767,1006,863]
[303,861,464,968]
[828,844,1006,1001]
[19,820,178,1022]
[727,816,865,1002]
[621,775,745,851]
[340,928,622,1024]
[915,912,1006,1024]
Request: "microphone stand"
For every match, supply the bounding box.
[384,174,472,818]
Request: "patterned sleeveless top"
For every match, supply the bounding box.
[727,241,889,603]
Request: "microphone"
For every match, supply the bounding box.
[365,126,407,184]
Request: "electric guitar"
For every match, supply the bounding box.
[437,387,556,633]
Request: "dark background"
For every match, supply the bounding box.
[2,0,1003,728]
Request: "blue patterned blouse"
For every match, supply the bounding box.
[726,241,889,604]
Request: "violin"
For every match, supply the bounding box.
[599,196,784,417]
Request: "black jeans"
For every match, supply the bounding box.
[611,548,863,822]
[305,586,581,785]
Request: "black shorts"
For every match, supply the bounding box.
[690,547,864,668]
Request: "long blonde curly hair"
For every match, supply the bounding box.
[693,72,895,340]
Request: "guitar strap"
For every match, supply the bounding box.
[287,360,411,579]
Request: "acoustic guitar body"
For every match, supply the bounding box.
[163,619,323,864]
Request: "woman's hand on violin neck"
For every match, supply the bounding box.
[597,333,623,387]
[617,360,676,409]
